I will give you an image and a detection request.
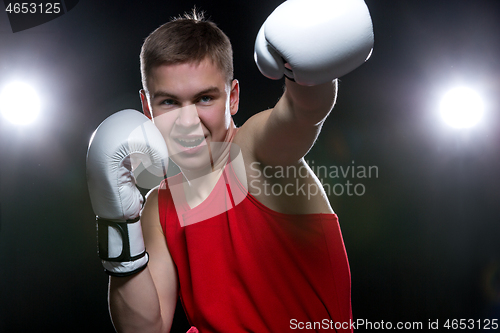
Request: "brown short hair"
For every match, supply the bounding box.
[140,10,234,91]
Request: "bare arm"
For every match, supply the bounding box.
[241,78,337,166]
[108,187,178,332]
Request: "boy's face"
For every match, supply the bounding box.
[141,58,239,172]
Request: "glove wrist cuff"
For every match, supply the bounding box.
[97,217,145,261]
[102,253,149,277]
[97,216,149,276]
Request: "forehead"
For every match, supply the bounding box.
[147,58,226,95]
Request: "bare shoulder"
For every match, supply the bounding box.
[233,112,334,215]
[140,184,176,277]
[233,108,272,160]
[145,185,160,206]
[141,185,162,232]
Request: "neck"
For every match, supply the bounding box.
[179,121,238,208]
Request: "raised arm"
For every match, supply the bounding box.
[248,79,337,166]
[242,0,373,166]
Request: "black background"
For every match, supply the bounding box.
[1,0,500,331]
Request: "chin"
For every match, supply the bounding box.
[170,151,214,174]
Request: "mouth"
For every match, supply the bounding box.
[174,136,205,149]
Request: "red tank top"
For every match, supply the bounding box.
[158,162,352,332]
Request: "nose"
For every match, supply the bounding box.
[175,103,200,131]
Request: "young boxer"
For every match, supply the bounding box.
[87,1,373,331]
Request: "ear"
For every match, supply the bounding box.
[140,89,153,120]
[229,79,240,116]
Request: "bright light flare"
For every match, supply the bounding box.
[439,87,484,129]
[0,81,40,126]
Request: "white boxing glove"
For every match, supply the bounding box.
[86,109,168,276]
[254,0,374,86]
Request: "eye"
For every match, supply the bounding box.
[199,96,213,104]
[161,98,177,106]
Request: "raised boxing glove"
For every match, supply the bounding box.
[254,0,374,86]
[86,109,169,276]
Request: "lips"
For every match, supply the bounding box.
[174,136,205,148]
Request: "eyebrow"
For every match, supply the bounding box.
[151,86,222,101]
